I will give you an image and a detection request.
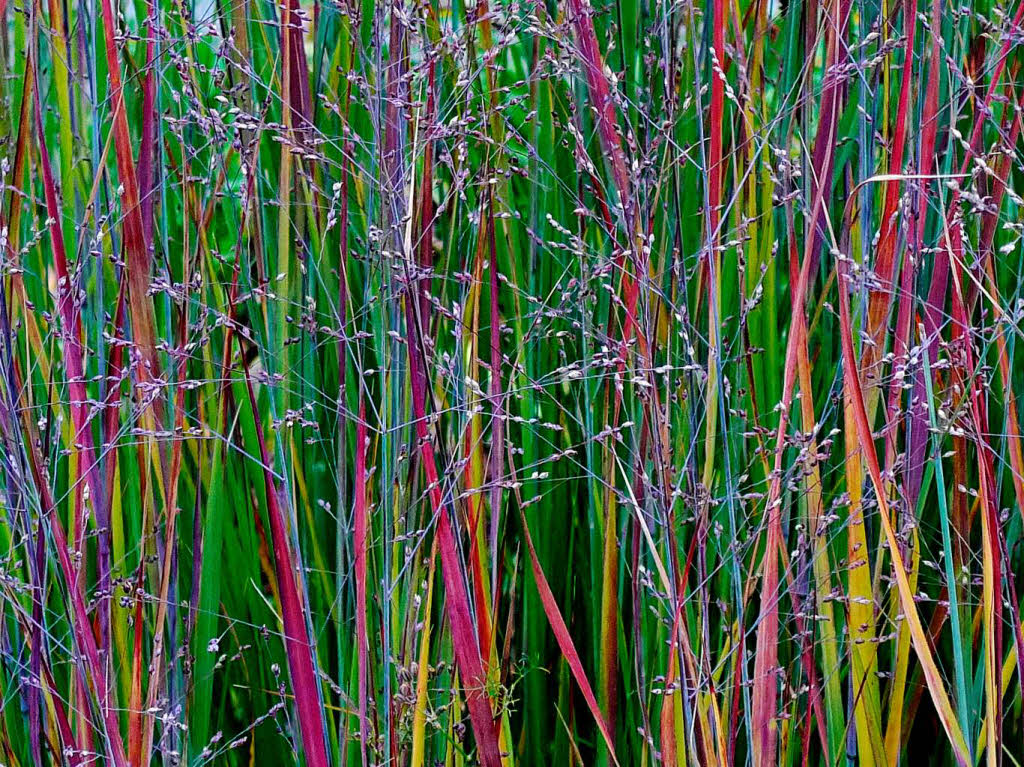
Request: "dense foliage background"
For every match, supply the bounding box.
[2,0,1024,763]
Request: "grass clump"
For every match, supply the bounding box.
[1,0,1024,764]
